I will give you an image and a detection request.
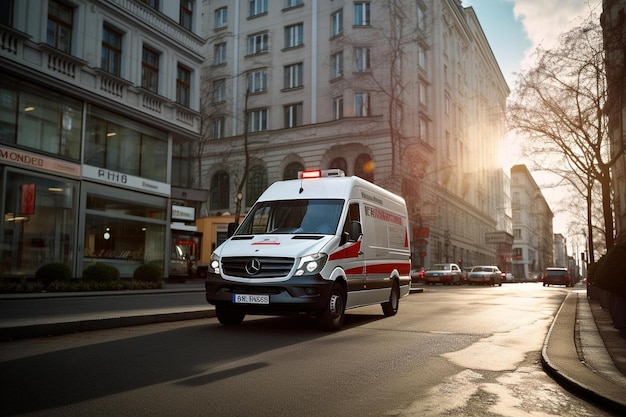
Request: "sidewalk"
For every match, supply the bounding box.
[0,284,624,413]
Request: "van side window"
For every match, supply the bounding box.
[343,203,360,234]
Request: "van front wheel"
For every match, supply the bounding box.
[382,281,400,316]
[320,283,346,331]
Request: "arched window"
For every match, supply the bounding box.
[354,153,374,182]
[283,162,304,180]
[210,171,230,210]
[329,157,347,174]
[246,165,267,206]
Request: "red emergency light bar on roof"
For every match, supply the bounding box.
[298,169,346,179]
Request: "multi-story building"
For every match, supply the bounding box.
[510,165,554,280]
[198,0,510,269]
[602,0,626,244]
[0,0,206,279]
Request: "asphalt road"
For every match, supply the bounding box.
[0,284,614,417]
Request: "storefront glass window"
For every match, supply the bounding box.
[85,106,168,182]
[83,190,167,277]
[1,170,76,277]
[0,78,82,160]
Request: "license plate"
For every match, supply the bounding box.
[233,294,270,304]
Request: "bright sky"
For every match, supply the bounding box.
[464,0,603,238]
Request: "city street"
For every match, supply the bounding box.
[0,284,613,416]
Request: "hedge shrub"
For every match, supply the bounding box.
[35,263,72,286]
[83,263,120,283]
[595,242,626,297]
[133,263,163,283]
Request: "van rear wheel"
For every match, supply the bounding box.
[216,304,245,326]
[319,283,345,331]
[382,281,400,316]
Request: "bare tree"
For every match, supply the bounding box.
[508,17,625,254]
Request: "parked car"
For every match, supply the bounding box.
[411,267,426,284]
[500,271,515,282]
[424,263,462,285]
[467,265,503,286]
[542,267,573,287]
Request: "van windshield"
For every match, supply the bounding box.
[235,199,345,236]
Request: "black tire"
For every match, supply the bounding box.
[216,304,245,326]
[382,281,400,316]
[319,283,346,331]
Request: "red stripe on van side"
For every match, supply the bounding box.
[329,241,362,260]
[366,262,411,275]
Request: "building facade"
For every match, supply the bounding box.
[602,0,626,244]
[198,0,511,269]
[510,164,554,280]
[0,0,206,278]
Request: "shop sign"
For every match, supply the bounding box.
[485,231,514,245]
[83,165,171,196]
[21,184,36,215]
[172,205,195,221]
[0,145,80,177]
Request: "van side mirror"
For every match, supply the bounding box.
[227,222,238,238]
[348,221,362,242]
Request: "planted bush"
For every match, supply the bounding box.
[35,263,72,286]
[83,263,120,283]
[133,263,163,283]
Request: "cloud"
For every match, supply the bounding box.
[512,0,602,69]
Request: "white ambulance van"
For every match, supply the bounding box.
[205,169,411,331]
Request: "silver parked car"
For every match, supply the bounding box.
[424,263,462,285]
[467,265,503,286]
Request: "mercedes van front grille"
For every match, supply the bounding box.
[221,256,295,278]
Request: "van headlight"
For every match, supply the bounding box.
[295,253,328,276]
[210,252,221,274]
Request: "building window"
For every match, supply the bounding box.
[141,0,159,9]
[353,2,370,26]
[4,79,82,160]
[354,92,370,117]
[101,24,122,77]
[419,115,428,141]
[417,3,426,31]
[284,63,303,89]
[85,106,168,182]
[176,65,191,107]
[286,0,303,8]
[215,6,227,28]
[329,157,347,173]
[47,0,73,53]
[331,51,343,79]
[247,109,268,132]
[284,23,303,48]
[354,47,371,72]
[180,0,193,31]
[249,0,268,17]
[246,165,268,206]
[355,153,374,182]
[142,46,159,92]
[247,32,269,55]
[213,79,226,103]
[247,69,267,93]
[1,0,14,27]
[332,96,343,120]
[283,161,304,180]
[210,171,230,210]
[514,229,522,239]
[417,44,426,69]
[419,80,427,105]
[212,116,225,139]
[214,42,227,64]
[284,103,303,128]
[331,9,343,36]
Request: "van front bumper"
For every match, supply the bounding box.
[205,272,333,315]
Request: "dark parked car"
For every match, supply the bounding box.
[542,267,573,287]
[467,265,503,286]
